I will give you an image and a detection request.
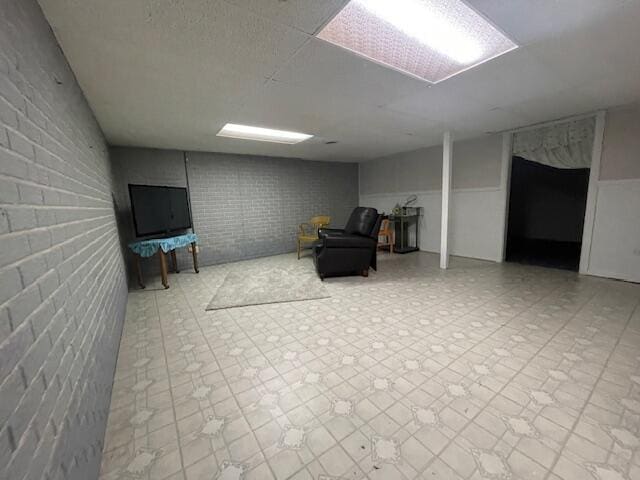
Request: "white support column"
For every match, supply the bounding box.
[440,131,453,269]
[497,132,513,262]
[579,111,606,274]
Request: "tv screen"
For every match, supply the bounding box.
[128,184,192,237]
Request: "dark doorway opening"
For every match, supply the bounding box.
[506,156,589,271]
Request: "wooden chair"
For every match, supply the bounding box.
[297,215,330,259]
[377,218,394,253]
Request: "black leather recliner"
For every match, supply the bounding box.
[312,207,383,280]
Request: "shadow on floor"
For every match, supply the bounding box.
[506,237,581,271]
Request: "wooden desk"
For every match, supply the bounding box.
[128,233,199,289]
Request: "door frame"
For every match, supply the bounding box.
[578,111,606,274]
[497,110,607,273]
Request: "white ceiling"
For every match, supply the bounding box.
[38,0,640,162]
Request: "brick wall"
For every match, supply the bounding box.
[111,147,359,270]
[0,1,128,480]
[189,151,359,264]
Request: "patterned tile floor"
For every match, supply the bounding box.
[99,252,640,480]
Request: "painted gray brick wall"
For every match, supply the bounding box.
[189,152,359,265]
[0,1,128,480]
[111,147,359,272]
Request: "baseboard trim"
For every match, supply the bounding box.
[586,268,640,284]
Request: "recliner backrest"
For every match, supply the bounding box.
[369,213,383,241]
[344,207,379,237]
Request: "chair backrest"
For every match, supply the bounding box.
[379,219,391,233]
[344,207,379,237]
[310,215,331,229]
[302,215,330,236]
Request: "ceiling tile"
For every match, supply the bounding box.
[575,75,640,112]
[330,106,444,138]
[443,49,569,109]
[526,3,640,88]
[385,85,481,123]
[221,0,349,34]
[465,0,623,46]
[450,107,528,135]
[41,0,310,79]
[230,78,371,134]
[273,38,428,104]
[507,89,596,126]
[37,0,640,161]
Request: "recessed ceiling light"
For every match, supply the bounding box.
[317,0,517,83]
[216,123,313,144]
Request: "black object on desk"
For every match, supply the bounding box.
[389,207,423,254]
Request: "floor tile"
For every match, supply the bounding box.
[99,252,640,480]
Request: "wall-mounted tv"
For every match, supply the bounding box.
[128,184,192,237]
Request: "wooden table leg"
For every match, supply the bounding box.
[159,250,169,289]
[134,253,145,289]
[191,242,199,273]
[170,250,179,273]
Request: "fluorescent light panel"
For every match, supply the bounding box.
[317,0,517,83]
[217,123,313,144]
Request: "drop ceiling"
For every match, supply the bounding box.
[38,0,640,162]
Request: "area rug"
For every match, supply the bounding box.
[205,265,330,310]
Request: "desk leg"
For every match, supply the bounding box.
[134,253,145,289]
[171,250,179,273]
[191,242,199,273]
[159,251,169,289]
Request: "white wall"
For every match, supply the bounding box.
[360,105,640,282]
[588,179,640,283]
[359,135,504,261]
[586,104,640,283]
[450,188,505,261]
[359,146,442,195]
[358,190,441,252]
[599,104,640,180]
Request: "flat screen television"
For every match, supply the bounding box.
[128,184,192,237]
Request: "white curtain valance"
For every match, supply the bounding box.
[513,117,595,169]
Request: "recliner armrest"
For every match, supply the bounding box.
[322,233,376,249]
[318,228,344,239]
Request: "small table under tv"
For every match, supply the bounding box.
[128,233,199,289]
